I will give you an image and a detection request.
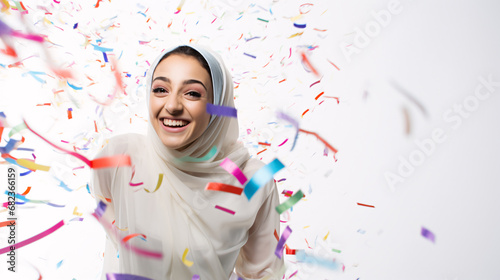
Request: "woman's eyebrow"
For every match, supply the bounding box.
[153,76,207,92]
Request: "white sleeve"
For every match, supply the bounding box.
[90,143,120,279]
[235,182,285,279]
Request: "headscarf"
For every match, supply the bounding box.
[94,45,280,280]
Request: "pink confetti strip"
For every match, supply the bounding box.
[214,205,235,215]
[275,226,292,259]
[219,158,247,185]
[0,220,65,255]
[277,139,288,147]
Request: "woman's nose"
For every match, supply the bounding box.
[164,94,183,115]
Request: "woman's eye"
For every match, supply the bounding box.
[153,88,167,94]
[187,91,201,98]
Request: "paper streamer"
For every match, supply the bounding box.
[144,173,163,193]
[206,103,237,118]
[275,190,304,214]
[244,158,284,200]
[180,146,217,162]
[192,275,200,280]
[0,220,65,255]
[24,120,131,169]
[298,128,338,154]
[16,158,50,171]
[8,122,27,137]
[122,233,147,243]
[276,111,299,151]
[182,248,194,267]
[219,158,247,185]
[205,182,243,195]
[214,205,236,215]
[421,226,435,243]
[106,273,153,280]
[275,226,292,259]
[295,250,340,270]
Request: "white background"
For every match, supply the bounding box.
[0,0,499,279]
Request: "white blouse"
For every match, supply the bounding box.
[91,133,284,280]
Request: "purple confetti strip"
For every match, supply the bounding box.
[243,52,256,59]
[206,103,237,118]
[275,226,292,259]
[293,23,307,28]
[421,226,435,243]
[106,273,153,280]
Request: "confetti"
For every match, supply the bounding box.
[180,146,217,162]
[67,81,83,90]
[421,226,435,243]
[277,139,288,147]
[67,108,73,119]
[301,52,320,77]
[192,275,200,280]
[275,225,292,259]
[144,173,163,193]
[16,158,50,172]
[182,248,194,267]
[214,205,236,215]
[390,80,428,118]
[220,158,247,185]
[293,23,306,29]
[243,158,285,200]
[106,273,153,280]
[0,220,65,255]
[20,186,31,196]
[275,190,304,214]
[357,202,375,208]
[206,103,237,118]
[295,250,339,270]
[73,206,83,216]
[122,233,147,243]
[299,128,338,154]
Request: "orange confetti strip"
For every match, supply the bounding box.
[314,92,324,100]
[301,109,309,117]
[94,120,98,132]
[112,220,129,231]
[90,155,131,169]
[0,221,15,228]
[36,103,51,106]
[327,59,340,71]
[288,32,303,38]
[258,142,271,146]
[279,78,286,83]
[122,233,147,243]
[299,128,338,154]
[357,202,375,208]
[256,149,267,155]
[21,186,31,196]
[205,182,243,195]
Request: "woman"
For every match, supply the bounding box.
[91,44,284,280]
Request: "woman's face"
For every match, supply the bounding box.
[149,54,213,151]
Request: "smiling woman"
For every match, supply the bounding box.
[91,45,284,280]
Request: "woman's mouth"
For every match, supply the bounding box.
[162,118,190,127]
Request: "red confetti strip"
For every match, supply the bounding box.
[0,220,65,255]
[301,52,320,77]
[301,109,309,117]
[24,120,131,169]
[299,128,338,154]
[215,205,235,215]
[279,78,286,83]
[258,142,271,146]
[357,202,375,208]
[314,92,324,100]
[122,233,147,243]
[36,103,51,106]
[256,149,267,155]
[205,182,243,195]
[309,79,321,88]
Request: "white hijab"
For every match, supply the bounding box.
[97,45,278,279]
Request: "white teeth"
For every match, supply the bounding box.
[163,119,188,127]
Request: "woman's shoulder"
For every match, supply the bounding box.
[96,133,147,157]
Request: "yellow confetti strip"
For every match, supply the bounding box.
[182,248,193,267]
[73,206,82,216]
[144,173,164,193]
[288,32,304,39]
[323,230,330,241]
[17,159,51,172]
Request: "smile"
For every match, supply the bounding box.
[159,118,191,133]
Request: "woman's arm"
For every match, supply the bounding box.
[235,182,285,279]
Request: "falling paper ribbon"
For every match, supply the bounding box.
[205,182,243,195]
[275,190,304,214]
[0,220,65,255]
[182,248,194,267]
[244,158,284,200]
[275,226,292,259]
[219,158,247,185]
[144,174,163,193]
[206,103,237,118]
